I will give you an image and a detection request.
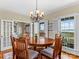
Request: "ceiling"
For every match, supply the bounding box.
[0,0,79,15]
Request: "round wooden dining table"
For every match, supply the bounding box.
[29,37,54,50]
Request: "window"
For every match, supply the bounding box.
[39,22,45,31]
[61,16,74,49]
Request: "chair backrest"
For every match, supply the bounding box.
[11,36,16,53]
[22,32,30,44]
[11,36,29,59]
[53,33,62,58]
[39,32,45,37]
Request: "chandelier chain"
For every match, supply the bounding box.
[36,0,38,10]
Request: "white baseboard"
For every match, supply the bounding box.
[62,46,79,56]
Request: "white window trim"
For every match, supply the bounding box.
[58,13,79,56]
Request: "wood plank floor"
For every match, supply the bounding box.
[0,51,79,59]
[40,52,79,59]
[61,52,79,59]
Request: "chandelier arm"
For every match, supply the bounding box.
[36,14,38,20]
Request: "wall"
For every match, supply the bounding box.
[34,22,39,36]
[75,15,79,52]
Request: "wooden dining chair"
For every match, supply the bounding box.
[11,36,39,59]
[40,33,62,59]
[11,36,16,59]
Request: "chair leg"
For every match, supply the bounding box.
[13,54,16,59]
[59,53,61,59]
[59,55,61,59]
[40,55,42,59]
[13,55,14,59]
[35,54,39,59]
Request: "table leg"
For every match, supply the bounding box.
[34,46,36,50]
[45,46,47,48]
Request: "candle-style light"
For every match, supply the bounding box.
[29,0,44,22]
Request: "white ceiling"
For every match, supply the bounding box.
[0,0,79,15]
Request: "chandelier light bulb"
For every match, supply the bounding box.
[40,14,42,17]
[30,11,33,16]
[41,12,44,15]
[36,10,40,14]
[41,12,44,16]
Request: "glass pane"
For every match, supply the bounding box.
[39,22,45,31]
[61,16,74,49]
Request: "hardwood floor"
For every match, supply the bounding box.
[61,52,79,59]
[0,50,79,59]
[40,52,79,59]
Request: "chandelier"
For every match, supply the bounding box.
[29,0,44,22]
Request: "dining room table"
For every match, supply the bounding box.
[29,37,54,51]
